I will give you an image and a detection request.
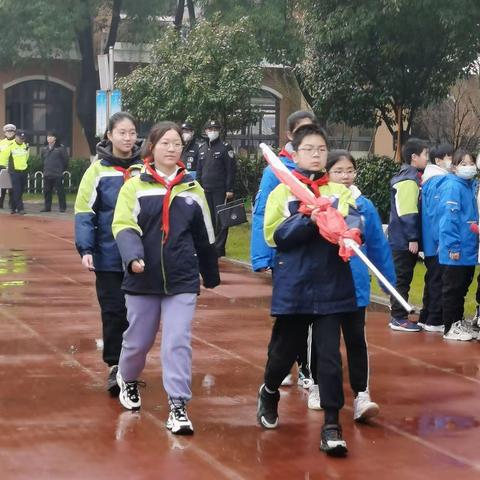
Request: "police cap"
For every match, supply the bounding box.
[204,119,221,130]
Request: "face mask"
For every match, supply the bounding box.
[456,165,477,180]
[207,131,219,142]
[182,132,193,143]
[443,160,452,171]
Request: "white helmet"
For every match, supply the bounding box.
[3,124,16,133]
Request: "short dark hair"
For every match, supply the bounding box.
[326,149,356,172]
[287,110,318,133]
[291,124,329,151]
[435,143,454,160]
[429,146,437,164]
[452,148,473,167]
[401,137,428,164]
[142,121,182,158]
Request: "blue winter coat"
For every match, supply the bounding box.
[350,192,396,307]
[388,164,421,251]
[438,174,478,266]
[250,151,296,271]
[421,164,449,257]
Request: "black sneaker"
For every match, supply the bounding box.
[257,384,280,429]
[166,399,194,435]
[117,370,141,411]
[320,424,348,457]
[107,365,120,397]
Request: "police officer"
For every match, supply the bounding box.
[0,124,16,209]
[197,119,236,257]
[7,129,29,215]
[180,122,200,179]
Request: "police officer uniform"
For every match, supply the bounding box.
[197,120,236,257]
[180,122,200,179]
[0,124,16,209]
[8,130,29,214]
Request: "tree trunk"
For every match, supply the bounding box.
[174,0,185,31]
[186,0,196,27]
[394,105,403,163]
[76,21,99,155]
[104,0,123,53]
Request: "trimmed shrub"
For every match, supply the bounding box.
[234,153,266,201]
[355,155,399,222]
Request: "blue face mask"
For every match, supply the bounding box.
[456,165,477,180]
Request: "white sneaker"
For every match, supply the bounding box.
[461,318,480,340]
[443,321,473,341]
[280,373,294,386]
[117,371,141,411]
[307,384,322,410]
[166,399,194,435]
[423,324,445,333]
[353,391,379,422]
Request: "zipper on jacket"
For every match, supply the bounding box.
[160,230,168,294]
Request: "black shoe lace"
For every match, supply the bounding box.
[125,380,146,401]
[169,399,188,421]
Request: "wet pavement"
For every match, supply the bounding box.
[1,212,480,479]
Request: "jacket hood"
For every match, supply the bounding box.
[390,163,420,186]
[422,163,448,184]
[349,184,362,200]
[96,139,143,168]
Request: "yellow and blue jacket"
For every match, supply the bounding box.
[112,166,220,295]
[264,169,362,316]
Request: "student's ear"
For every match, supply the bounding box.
[286,131,293,142]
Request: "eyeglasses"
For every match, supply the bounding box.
[329,169,356,176]
[297,146,328,154]
[157,141,183,150]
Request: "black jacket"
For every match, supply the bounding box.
[197,138,236,192]
[181,138,200,172]
[41,145,69,178]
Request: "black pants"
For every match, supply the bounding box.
[391,250,418,320]
[264,310,367,415]
[475,272,480,305]
[442,265,475,333]
[95,271,129,366]
[419,255,443,326]
[204,189,229,257]
[44,176,66,211]
[10,171,27,212]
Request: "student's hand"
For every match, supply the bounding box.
[81,254,95,271]
[131,259,145,273]
[449,252,460,261]
[310,207,320,224]
[225,192,234,200]
[408,241,419,254]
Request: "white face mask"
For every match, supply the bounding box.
[182,132,193,143]
[444,160,452,171]
[456,165,477,180]
[207,131,219,142]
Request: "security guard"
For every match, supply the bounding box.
[0,123,16,209]
[197,119,236,257]
[180,122,200,179]
[7,129,29,215]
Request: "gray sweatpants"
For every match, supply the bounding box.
[119,293,197,402]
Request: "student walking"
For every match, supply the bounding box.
[438,149,478,341]
[75,112,143,394]
[418,144,452,333]
[112,121,220,435]
[388,138,428,332]
[309,150,396,420]
[257,124,362,457]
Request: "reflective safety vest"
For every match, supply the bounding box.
[8,142,29,171]
[0,138,14,168]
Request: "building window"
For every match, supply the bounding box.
[327,123,374,154]
[227,89,280,154]
[5,80,73,156]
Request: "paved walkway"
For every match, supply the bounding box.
[0,212,480,479]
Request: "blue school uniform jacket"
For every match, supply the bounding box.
[349,187,396,307]
[388,164,421,251]
[438,174,478,266]
[251,149,296,271]
[421,164,449,257]
[264,171,362,316]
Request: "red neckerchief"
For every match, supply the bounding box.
[278,148,293,160]
[112,166,132,182]
[292,170,329,197]
[144,157,187,243]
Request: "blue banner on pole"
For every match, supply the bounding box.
[96,90,108,138]
[110,89,122,115]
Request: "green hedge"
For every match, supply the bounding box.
[234,153,266,201]
[355,155,399,223]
